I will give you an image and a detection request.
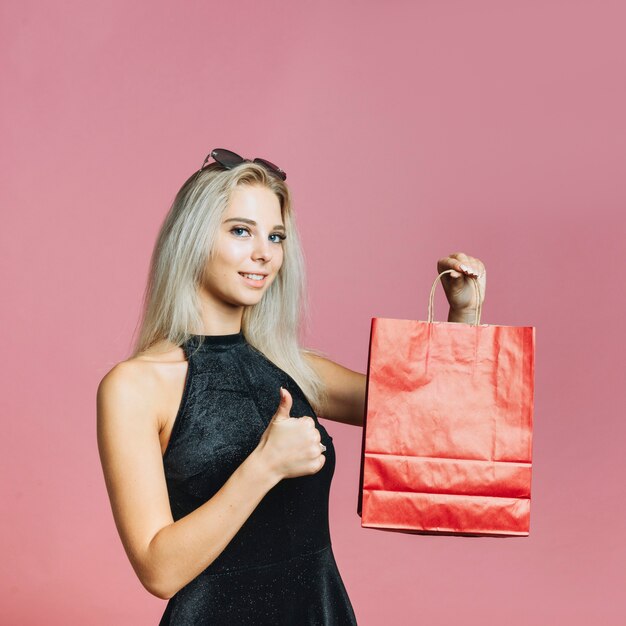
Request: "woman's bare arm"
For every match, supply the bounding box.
[303,353,366,427]
[96,362,280,600]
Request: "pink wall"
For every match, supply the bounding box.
[2,1,624,623]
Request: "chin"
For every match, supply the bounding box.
[235,289,267,305]
[239,288,264,299]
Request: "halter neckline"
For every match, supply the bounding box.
[185,331,247,349]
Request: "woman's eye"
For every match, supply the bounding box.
[230,227,286,243]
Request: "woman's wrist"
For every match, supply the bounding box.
[447,307,478,324]
[246,446,284,489]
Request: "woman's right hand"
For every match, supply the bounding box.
[255,387,326,481]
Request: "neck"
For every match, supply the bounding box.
[196,289,245,335]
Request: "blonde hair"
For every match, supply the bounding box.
[129,161,329,415]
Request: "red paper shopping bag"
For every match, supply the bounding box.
[357,270,535,536]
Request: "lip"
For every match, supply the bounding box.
[239,271,268,287]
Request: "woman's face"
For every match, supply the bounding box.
[201,184,286,309]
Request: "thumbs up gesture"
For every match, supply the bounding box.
[255,387,326,481]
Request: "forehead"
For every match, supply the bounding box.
[225,185,282,219]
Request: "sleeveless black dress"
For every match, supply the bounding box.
[158,331,358,625]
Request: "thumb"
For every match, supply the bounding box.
[272,386,293,421]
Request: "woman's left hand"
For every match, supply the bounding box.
[436,252,487,315]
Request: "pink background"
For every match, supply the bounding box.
[2,1,624,624]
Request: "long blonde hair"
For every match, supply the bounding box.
[129,161,329,415]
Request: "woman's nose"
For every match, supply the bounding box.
[251,236,272,262]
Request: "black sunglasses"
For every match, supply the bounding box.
[198,148,287,181]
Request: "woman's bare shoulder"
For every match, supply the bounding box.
[98,340,186,402]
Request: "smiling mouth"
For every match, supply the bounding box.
[239,272,268,284]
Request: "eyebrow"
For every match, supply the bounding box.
[223,217,286,232]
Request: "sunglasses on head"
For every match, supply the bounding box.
[198,148,287,181]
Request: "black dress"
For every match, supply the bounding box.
[158,331,358,625]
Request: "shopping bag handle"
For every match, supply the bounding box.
[428,269,483,325]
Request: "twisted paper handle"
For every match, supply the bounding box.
[427,269,483,325]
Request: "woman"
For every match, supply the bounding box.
[97,148,486,625]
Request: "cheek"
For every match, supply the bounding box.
[275,246,285,269]
[214,242,247,271]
